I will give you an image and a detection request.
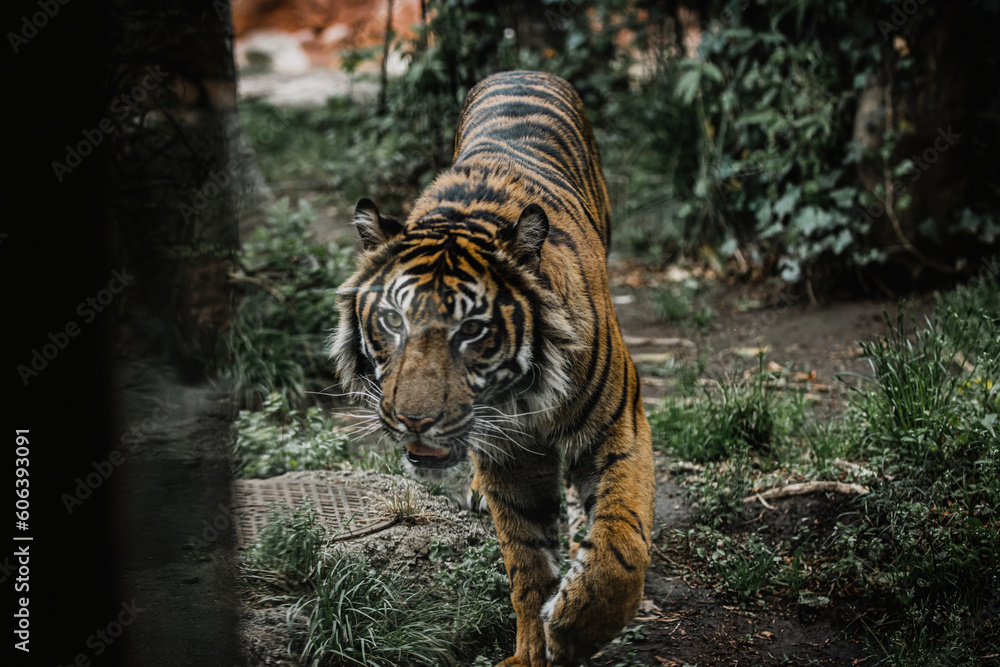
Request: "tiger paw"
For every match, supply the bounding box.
[542,624,592,667]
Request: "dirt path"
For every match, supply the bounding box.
[583,266,926,666]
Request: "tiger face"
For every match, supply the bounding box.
[333,197,569,474]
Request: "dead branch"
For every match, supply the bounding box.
[743,480,869,504]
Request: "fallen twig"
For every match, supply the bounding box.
[743,480,869,503]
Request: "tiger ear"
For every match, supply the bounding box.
[501,203,549,267]
[354,198,403,250]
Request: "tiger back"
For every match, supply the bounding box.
[332,70,656,667]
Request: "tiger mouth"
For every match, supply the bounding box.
[404,440,463,469]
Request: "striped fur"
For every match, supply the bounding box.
[331,70,655,667]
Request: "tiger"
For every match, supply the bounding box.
[331,70,655,667]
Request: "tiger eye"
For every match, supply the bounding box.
[383,311,404,330]
[460,320,484,337]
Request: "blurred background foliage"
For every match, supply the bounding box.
[229,0,1000,408]
[240,0,1000,291]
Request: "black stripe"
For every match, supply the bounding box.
[600,451,630,474]
[593,511,647,545]
[435,181,509,206]
[518,577,560,601]
[587,346,635,446]
[564,322,613,436]
[512,536,560,550]
[510,498,561,525]
[610,545,638,572]
[631,365,641,438]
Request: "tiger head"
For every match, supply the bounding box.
[331,196,576,475]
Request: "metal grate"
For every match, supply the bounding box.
[232,478,397,547]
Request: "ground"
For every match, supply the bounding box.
[587,267,905,667]
[229,256,917,666]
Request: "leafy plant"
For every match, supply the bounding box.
[233,392,351,479]
[246,502,327,585]
[831,277,1000,662]
[711,537,779,604]
[688,448,753,527]
[650,354,806,463]
[221,197,354,410]
[292,555,455,666]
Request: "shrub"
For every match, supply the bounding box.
[233,392,351,479]
[221,197,354,410]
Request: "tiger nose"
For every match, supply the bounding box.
[397,413,438,433]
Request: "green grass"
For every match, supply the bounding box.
[233,392,352,479]
[246,502,327,586]
[242,499,514,666]
[291,556,456,667]
[222,197,355,410]
[239,96,443,215]
[650,354,809,463]
[651,277,999,664]
[281,539,514,667]
[830,280,1000,664]
[651,283,714,330]
[711,537,779,605]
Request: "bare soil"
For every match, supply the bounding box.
[582,261,929,666]
[233,257,921,666]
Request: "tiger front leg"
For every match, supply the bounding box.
[542,427,656,666]
[476,454,563,667]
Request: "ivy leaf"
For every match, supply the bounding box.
[674,69,702,105]
[831,228,853,255]
[755,199,774,228]
[792,206,830,237]
[778,257,802,283]
[774,186,801,220]
[979,413,997,439]
[700,62,724,84]
[830,187,858,209]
